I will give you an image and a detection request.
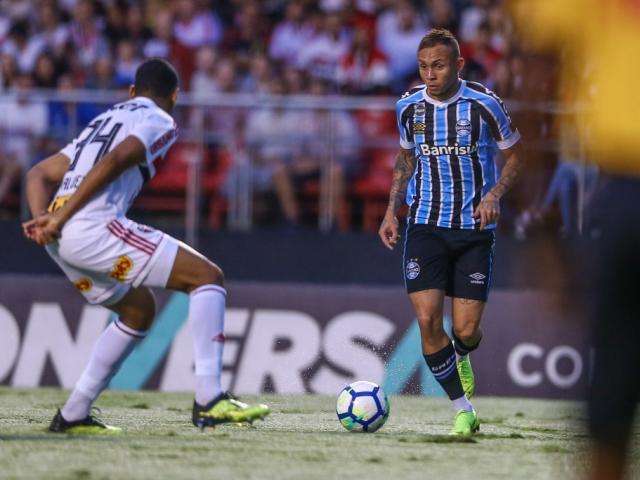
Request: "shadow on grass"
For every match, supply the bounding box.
[0,434,119,442]
[397,435,476,444]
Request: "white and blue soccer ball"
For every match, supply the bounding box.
[336,381,390,433]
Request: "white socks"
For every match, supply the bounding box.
[189,284,226,406]
[61,318,146,422]
[452,395,474,412]
[61,283,227,420]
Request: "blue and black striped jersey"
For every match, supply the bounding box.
[396,80,520,229]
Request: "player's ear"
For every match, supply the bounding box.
[129,85,136,98]
[171,88,179,104]
[456,56,465,74]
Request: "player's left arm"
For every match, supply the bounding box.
[473,95,523,230]
[26,136,147,245]
[473,142,524,230]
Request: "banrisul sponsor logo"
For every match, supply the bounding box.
[419,143,478,156]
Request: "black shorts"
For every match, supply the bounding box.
[403,224,495,301]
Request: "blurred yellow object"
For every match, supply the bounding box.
[512,0,640,173]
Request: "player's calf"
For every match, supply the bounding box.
[166,246,229,409]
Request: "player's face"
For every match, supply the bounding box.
[418,45,464,99]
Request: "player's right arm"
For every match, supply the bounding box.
[378,148,416,250]
[379,95,418,250]
[23,153,70,243]
[24,136,147,246]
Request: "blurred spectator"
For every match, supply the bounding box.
[0,74,47,205]
[298,13,351,81]
[376,0,426,92]
[86,56,117,90]
[283,66,307,95]
[174,0,223,49]
[461,22,502,84]
[35,2,70,60]
[424,0,458,33]
[191,46,219,94]
[33,53,59,88]
[269,0,315,66]
[296,78,361,229]
[114,39,142,88]
[488,5,513,56]
[125,4,152,52]
[459,0,489,43]
[2,0,31,22]
[245,80,301,225]
[144,10,174,59]
[69,0,109,70]
[210,57,237,94]
[239,53,273,94]
[0,53,18,90]
[222,1,270,63]
[2,20,46,73]
[103,2,128,49]
[337,25,390,94]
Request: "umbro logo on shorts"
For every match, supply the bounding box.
[469,272,486,284]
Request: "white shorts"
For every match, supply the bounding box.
[46,216,180,306]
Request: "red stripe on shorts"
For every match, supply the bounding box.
[111,220,158,251]
[107,223,156,255]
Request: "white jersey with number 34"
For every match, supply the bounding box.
[50,96,178,221]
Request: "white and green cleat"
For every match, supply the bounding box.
[457,355,475,399]
[192,392,270,429]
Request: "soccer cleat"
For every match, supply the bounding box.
[457,355,475,399]
[48,409,122,435]
[192,392,270,429]
[450,409,480,437]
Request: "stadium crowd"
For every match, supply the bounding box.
[0,0,576,233]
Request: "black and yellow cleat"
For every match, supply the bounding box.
[48,409,122,435]
[192,392,270,430]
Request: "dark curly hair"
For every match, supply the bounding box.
[418,28,461,60]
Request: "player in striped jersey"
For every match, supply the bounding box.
[22,59,269,434]
[379,29,523,436]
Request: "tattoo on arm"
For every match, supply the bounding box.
[387,149,416,214]
[488,151,523,200]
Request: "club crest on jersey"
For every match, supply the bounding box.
[419,143,478,156]
[414,103,426,116]
[456,119,472,136]
[109,255,134,282]
[406,260,420,280]
[73,277,93,292]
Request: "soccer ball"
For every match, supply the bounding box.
[336,381,390,432]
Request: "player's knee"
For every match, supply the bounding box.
[119,294,156,332]
[189,261,224,291]
[416,313,444,339]
[453,324,479,344]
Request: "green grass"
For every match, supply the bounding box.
[0,387,637,479]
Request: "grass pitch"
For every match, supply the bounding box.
[0,387,637,480]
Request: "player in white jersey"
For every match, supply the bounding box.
[22,59,270,434]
